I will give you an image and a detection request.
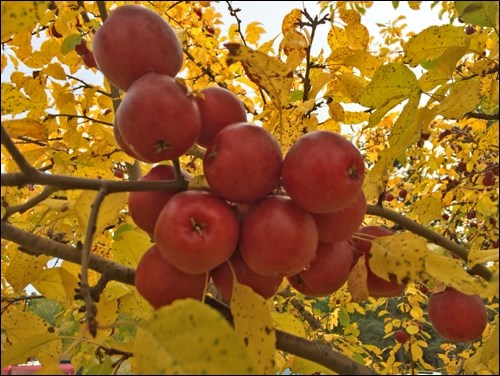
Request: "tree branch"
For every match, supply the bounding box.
[1,123,39,175]
[366,204,493,282]
[1,221,377,375]
[2,186,59,221]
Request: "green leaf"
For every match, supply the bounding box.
[403,25,469,67]
[134,299,257,374]
[60,33,82,55]
[455,1,499,27]
[231,282,276,374]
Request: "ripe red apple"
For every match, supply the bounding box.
[92,4,183,91]
[203,123,282,204]
[312,190,366,244]
[134,244,207,309]
[154,190,239,274]
[128,164,187,235]
[195,86,247,148]
[288,241,355,297]
[82,50,97,69]
[281,130,365,214]
[115,72,201,162]
[399,188,408,200]
[482,170,496,187]
[113,125,145,161]
[210,250,283,302]
[394,329,408,344]
[351,226,406,298]
[239,195,318,277]
[428,287,488,342]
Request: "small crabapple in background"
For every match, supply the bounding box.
[394,329,408,344]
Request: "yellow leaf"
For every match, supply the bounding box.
[43,62,66,80]
[480,75,499,115]
[1,82,33,115]
[290,356,334,375]
[4,245,50,293]
[370,232,429,284]
[282,8,302,33]
[271,311,306,337]
[225,43,293,108]
[418,47,468,91]
[327,26,348,50]
[2,118,48,141]
[328,101,345,121]
[245,21,266,45]
[345,23,369,51]
[406,324,420,335]
[95,297,118,341]
[339,8,361,24]
[480,324,499,372]
[134,299,257,374]
[2,308,55,344]
[437,76,482,119]
[30,267,79,307]
[112,228,153,268]
[1,1,50,41]
[363,149,392,202]
[343,51,383,78]
[231,282,276,374]
[410,342,423,360]
[403,25,470,67]
[358,62,418,109]
[425,251,492,297]
[1,333,61,369]
[74,191,128,239]
[467,248,499,268]
[348,255,369,302]
[279,29,308,58]
[410,196,442,226]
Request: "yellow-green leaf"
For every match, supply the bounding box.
[409,196,442,226]
[74,191,128,239]
[271,311,306,338]
[2,118,48,141]
[112,228,153,268]
[467,248,499,268]
[358,62,417,109]
[1,1,50,41]
[348,255,370,302]
[4,245,50,293]
[403,25,469,67]
[370,232,429,284]
[134,299,257,374]
[425,251,491,297]
[231,282,276,374]
[2,308,55,344]
[455,1,499,27]
[437,76,482,119]
[30,267,80,306]
[1,333,61,369]
[418,47,468,91]
[225,43,293,107]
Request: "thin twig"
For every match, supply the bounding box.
[47,113,113,127]
[80,187,108,337]
[1,123,40,174]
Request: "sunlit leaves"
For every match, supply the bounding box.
[134,299,257,374]
[74,191,128,239]
[30,267,79,307]
[225,43,293,108]
[370,233,429,284]
[437,76,482,119]
[1,118,48,141]
[358,62,417,109]
[403,25,470,67]
[1,1,50,41]
[230,281,276,374]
